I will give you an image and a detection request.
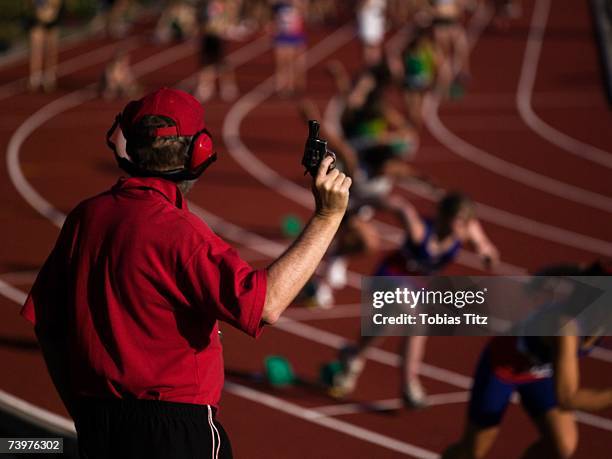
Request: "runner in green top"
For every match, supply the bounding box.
[397,25,441,127]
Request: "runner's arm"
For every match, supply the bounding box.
[382,195,425,242]
[346,74,376,109]
[554,334,612,411]
[466,219,500,269]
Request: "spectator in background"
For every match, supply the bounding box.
[28,0,63,92]
[390,23,441,127]
[386,0,412,26]
[308,0,337,25]
[194,0,245,102]
[154,0,198,44]
[104,0,133,38]
[99,50,140,100]
[270,0,307,97]
[430,0,470,96]
[241,0,271,28]
[357,0,387,66]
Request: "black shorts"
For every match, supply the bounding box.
[201,33,225,67]
[432,16,459,27]
[28,3,65,30]
[74,398,233,459]
[359,143,396,175]
[28,15,61,30]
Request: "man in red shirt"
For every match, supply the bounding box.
[21,88,351,459]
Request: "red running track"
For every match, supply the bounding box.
[0,1,611,457]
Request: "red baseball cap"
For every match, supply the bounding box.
[120,87,206,138]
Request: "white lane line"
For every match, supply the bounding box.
[423,95,612,214]
[591,346,612,364]
[438,91,605,110]
[423,4,612,214]
[0,389,76,437]
[225,382,438,458]
[129,40,197,78]
[517,0,612,168]
[575,411,612,432]
[0,278,28,304]
[7,90,96,226]
[0,271,38,285]
[274,315,475,387]
[311,392,470,418]
[272,316,612,432]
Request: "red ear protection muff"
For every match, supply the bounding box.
[106,114,217,181]
[187,128,216,174]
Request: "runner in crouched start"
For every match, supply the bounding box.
[326,192,499,408]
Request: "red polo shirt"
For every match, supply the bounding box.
[21,177,267,408]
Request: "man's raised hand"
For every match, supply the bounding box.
[313,155,351,218]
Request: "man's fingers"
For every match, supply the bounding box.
[316,155,335,181]
[340,176,352,192]
[336,176,351,193]
[331,172,347,190]
[322,169,340,188]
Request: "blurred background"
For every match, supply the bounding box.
[0,0,611,458]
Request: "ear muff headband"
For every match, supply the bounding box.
[106,114,217,181]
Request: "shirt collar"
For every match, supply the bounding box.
[113,176,187,209]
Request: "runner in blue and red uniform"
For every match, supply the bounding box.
[327,192,499,407]
[443,261,612,459]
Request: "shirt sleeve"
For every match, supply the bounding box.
[182,236,267,338]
